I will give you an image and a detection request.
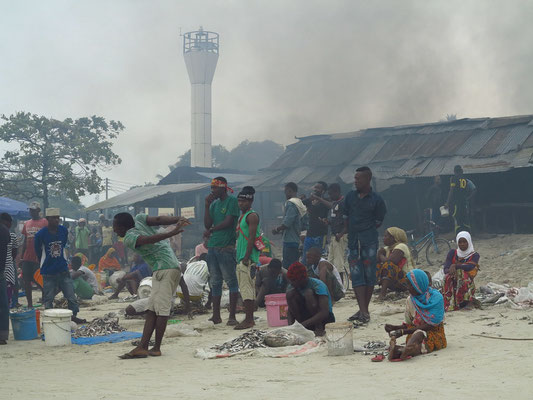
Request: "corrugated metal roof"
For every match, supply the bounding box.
[496,125,533,154]
[85,183,209,211]
[455,129,497,156]
[254,114,533,188]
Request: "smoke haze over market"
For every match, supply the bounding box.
[1,0,533,204]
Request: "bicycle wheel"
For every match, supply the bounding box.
[425,238,451,267]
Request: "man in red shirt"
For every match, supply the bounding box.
[21,202,48,308]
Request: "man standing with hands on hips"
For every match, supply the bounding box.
[204,177,240,326]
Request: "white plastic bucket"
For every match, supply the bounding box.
[325,322,354,356]
[440,206,450,217]
[43,309,72,347]
[109,270,126,289]
[138,277,152,299]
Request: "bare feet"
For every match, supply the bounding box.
[388,338,399,361]
[234,320,255,330]
[226,318,238,326]
[401,343,419,360]
[208,316,222,324]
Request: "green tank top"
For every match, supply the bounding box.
[236,210,261,263]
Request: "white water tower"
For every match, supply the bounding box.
[183,27,219,168]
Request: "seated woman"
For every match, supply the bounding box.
[384,269,446,361]
[443,231,480,311]
[286,262,335,336]
[376,227,414,301]
[98,247,122,277]
[305,247,345,303]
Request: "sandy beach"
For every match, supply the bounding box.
[1,234,532,400]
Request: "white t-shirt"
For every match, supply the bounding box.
[79,266,99,292]
[177,261,209,297]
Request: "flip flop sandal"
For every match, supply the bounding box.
[348,311,361,321]
[389,356,412,362]
[371,354,385,362]
[119,352,148,359]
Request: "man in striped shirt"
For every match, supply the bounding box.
[0,214,18,308]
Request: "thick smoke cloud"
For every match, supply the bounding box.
[0,0,532,202]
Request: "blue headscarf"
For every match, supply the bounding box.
[406,269,444,326]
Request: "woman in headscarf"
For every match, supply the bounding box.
[383,269,446,361]
[98,247,122,276]
[376,227,415,301]
[443,231,480,311]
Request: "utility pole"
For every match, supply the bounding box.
[105,178,109,200]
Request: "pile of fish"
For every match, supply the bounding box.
[210,329,267,353]
[72,313,125,338]
[361,340,388,356]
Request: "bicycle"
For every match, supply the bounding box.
[407,220,451,269]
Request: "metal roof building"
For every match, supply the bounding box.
[251,114,533,190]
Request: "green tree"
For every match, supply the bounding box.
[0,112,123,208]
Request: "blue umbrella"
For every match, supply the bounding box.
[0,197,31,219]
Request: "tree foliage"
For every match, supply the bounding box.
[0,112,123,208]
[171,140,284,171]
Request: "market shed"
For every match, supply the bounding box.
[250,115,533,233]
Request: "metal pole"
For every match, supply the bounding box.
[105,178,109,200]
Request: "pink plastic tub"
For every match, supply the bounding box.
[265,293,289,327]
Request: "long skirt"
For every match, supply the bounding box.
[406,322,447,353]
[443,269,476,311]
[376,261,407,289]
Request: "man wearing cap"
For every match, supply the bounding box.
[21,201,48,308]
[204,176,241,326]
[75,218,90,255]
[34,208,85,324]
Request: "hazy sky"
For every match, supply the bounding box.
[1,0,532,204]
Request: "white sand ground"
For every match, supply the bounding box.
[1,234,533,400]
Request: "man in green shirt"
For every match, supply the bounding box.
[204,177,240,326]
[75,218,90,255]
[113,212,190,359]
[235,186,260,330]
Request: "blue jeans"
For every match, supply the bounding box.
[0,275,8,341]
[43,271,79,316]
[348,229,378,288]
[302,236,326,264]
[207,248,239,297]
[282,243,300,269]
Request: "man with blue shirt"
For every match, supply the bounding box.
[344,167,387,324]
[286,262,335,336]
[35,208,86,324]
[272,182,307,268]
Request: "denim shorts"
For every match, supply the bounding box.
[348,231,378,287]
[207,247,239,297]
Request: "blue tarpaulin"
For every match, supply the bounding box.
[0,197,30,219]
[71,331,142,345]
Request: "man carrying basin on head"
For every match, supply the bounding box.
[113,212,190,359]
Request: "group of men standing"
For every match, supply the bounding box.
[273,166,387,324]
